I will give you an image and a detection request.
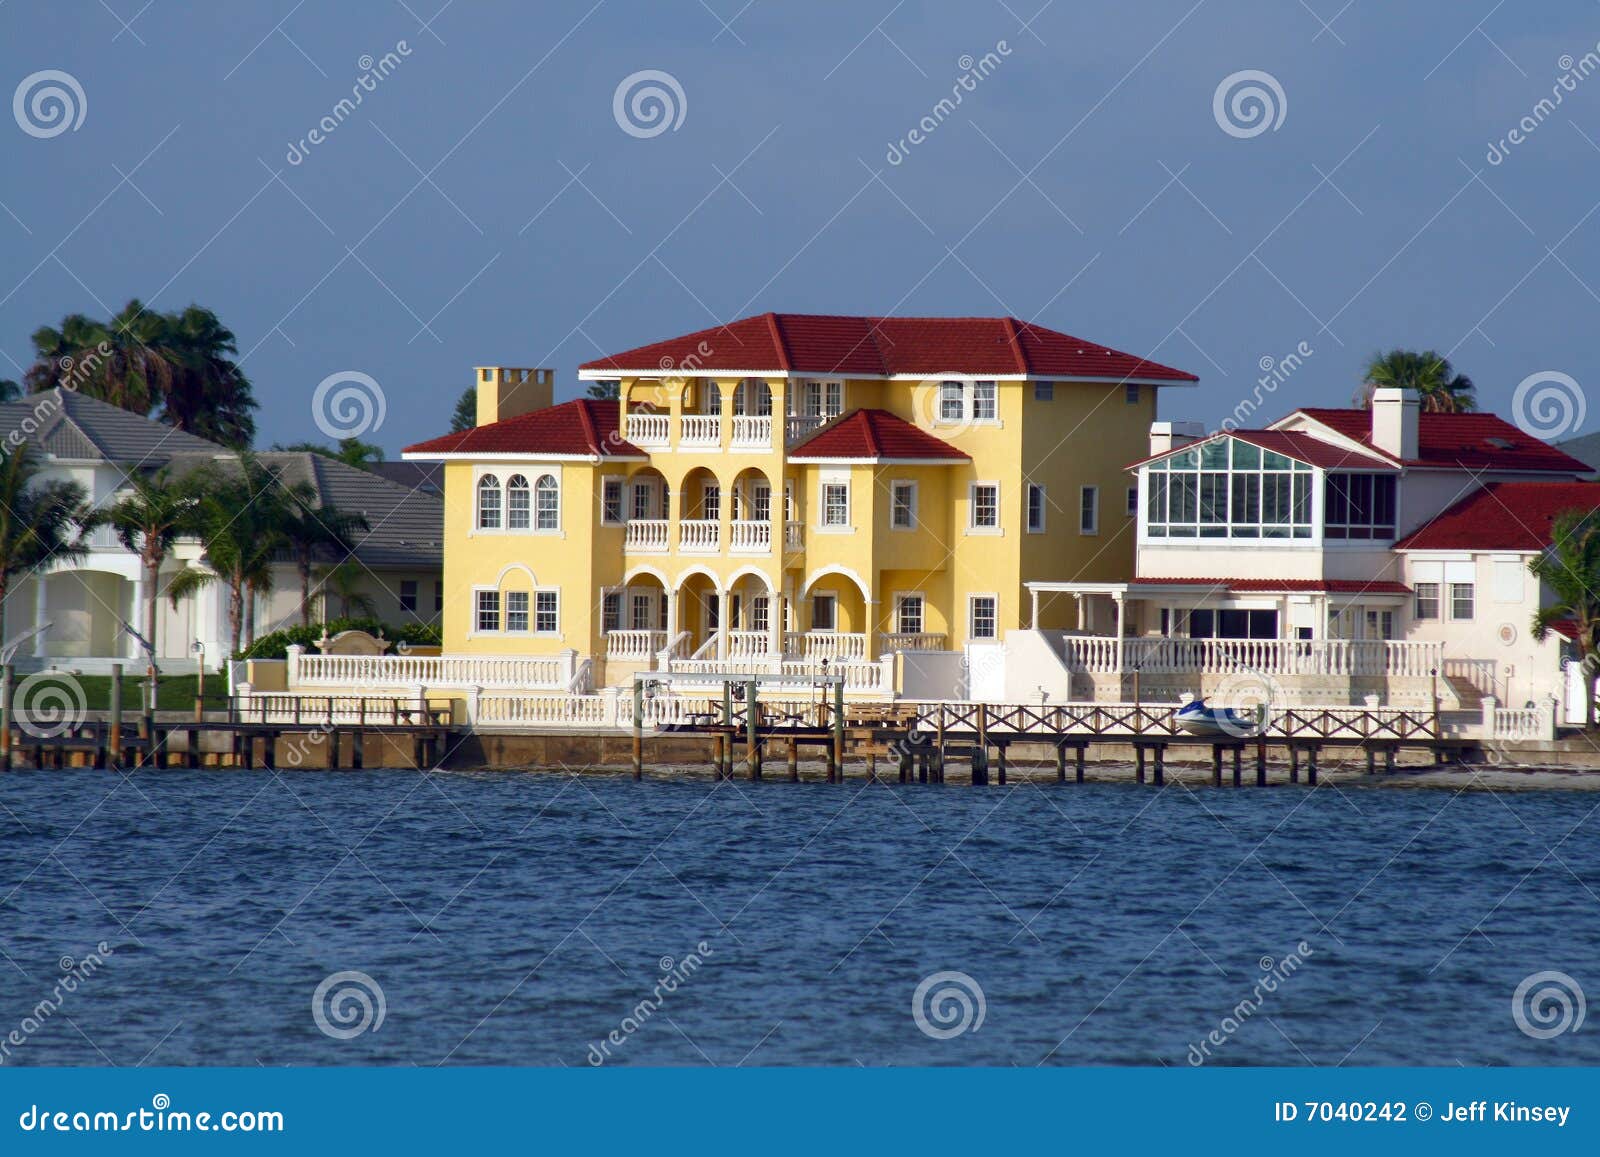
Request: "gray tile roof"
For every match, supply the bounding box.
[1555,432,1600,477]
[256,452,443,570]
[0,387,230,464]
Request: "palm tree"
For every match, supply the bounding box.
[272,438,384,470]
[162,305,257,447]
[1531,508,1600,730]
[1355,349,1476,413]
[586,380,620,400]
[278,487,370,625]
[0,444,99,650]
[107,466,204,706]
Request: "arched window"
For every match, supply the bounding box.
[477,474,501,529]
[506,475,530,530]
[534,474,559,530]
[734,378,772,416]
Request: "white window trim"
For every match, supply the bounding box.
[1026,483,1047,534]
[931,379,1005,428]
[470,586,501,637]
[600,475,626,526]
[532,588,562,637]
[818,480,853,533]
[503,589,532,635]
[890,480,918,531]
[967,593,999,640]
[967,481,1003,536]
[893,591,926,636]
[470,466,563,537]
[1079,485,1099,536]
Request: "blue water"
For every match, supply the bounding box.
[0,768,1596,1067]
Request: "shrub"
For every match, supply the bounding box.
[238,618,442,660]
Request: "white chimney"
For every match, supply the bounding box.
[1370,387,1419,459]
[1149,420,1206,457]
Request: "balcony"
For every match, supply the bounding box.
[880,632,948,652]
[623,519,668,553]
[730,519,770,554]
[785,415,825,445]
[1060,637,1444,677]
[787,631,867,662]
[784,520,803,553]
[606,630,667,662]
[730,415,772,449]
[678,519,720,553]
[625,413,669,447]
[678,414,721,447]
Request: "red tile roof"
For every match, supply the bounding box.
[1392,481,1600,551]
[787,409,970,462]
[403,399,644,459]
[1134,577,1413,594]
[1289,408,1590,473]
[578,313,1198,382]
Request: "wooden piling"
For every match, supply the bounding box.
[1152,745,1164,786]
[788,737,799,782]
[108,664,122,771]
[1232,745,1242,788]
[351,729,364,770]
[745,679,760,781]
[831,679,845,782]
[631,681,644,780]
[995,743,1007,785]
[1211,745,1222,787]
[1288,745,1299,784]
[1056,743,1067,784]
[0,663,11,772]
[1255,741,1267,786]
[1135,745,1146,784]
[1074,745,1085,784]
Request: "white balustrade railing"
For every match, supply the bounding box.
[785,415,824,444]
[730,519,770,553]
[679,415,721,446]
[287,647,571,690]
[726,630,774,658]
[784,521,803,552]
[678,519,720,552]
[625,412,669,445]
[1059,636,1445,678]
[731,415,773,448]
[606,630,667,662]
[788,631,867,662]
[624,519,669,553]
[880,632,947,653]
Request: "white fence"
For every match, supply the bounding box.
[1061,636,1444,678]
[287,646,578,691]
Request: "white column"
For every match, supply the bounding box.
[33,576,47,657]
[129,576,145,660]
[715,588,729,660]
[1113,594,1126,673]
[766,582,782,656]
[1030,587,1040,630]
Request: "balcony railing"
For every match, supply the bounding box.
[731,415,772,449]
[625,412,669,446]
[623,519,669,553]
[730,519,770,553]
[679,415,721,446]
[606,630,667,662]
[726,630,773,658]
[785,415,825,444]
[784,520,803,552]
[787,631,867,662]
[1059,636,1445,678]
[880,632,948,652]
[678,519,720,552]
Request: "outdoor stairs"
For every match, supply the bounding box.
[1443,674,1485,710]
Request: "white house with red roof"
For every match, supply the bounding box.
[1023,388,1593,714]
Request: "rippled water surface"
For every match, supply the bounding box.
[1,768,1596,1066]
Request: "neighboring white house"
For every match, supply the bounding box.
[1013,388,1592,710]
[4,388,443,673]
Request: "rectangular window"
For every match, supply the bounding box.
[1414,582,1440,621]
[750,595,770,634]
[602,591,622,634]
[631,481,654,521]
[1125,383,1140,405]
[804,380,823,417]
[891,481,917,529]
[433,582,444,614]
[534,477,559,531]
[812,594,837,631]
[1365,609,1396,640]
[601,478,624,525]
[751,482,771,522]
[475,590,500,633]
[505,590,529,633]
[1324,473,1398,539]
[969,595,997,640]
[1126,487,1139,517]
[973,380,997,421]
[1449,582,1475,621]
[939,380,964,421]
[534,590,559,634]
[630,591,655,631]
[1026,483,1046,533]
[896,594,924,636]
[1033,381,1054,401]
[822,482,849,527]
[702,483,720,521]
[1143,439,1314,541]
[507,479,530,530]
[1079,486,1099,535]
[970,483,999,530]
[399,580,417,613]
[477,479,501,530]
[825,381,843,417]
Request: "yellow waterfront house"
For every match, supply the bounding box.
[402,313,1197,695]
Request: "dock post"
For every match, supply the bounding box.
[263,731,276,770]
[0,663,12,772]
[351,729,364,770]
[108,664,122,771]
[1365,747,1375,775]
[1306,746,1319,785]
[745,679,760,780]
[788,737,799,782]
[1384,745,1396,774]
[328,729,341,771]
[1055,743,1067,784]
[970,745,987,786]
[898,743,911,783]
[1135,745,1146,784]
[1152,745,1165,786]
[1255,741,1267,787]
[995,743,1006,785]
[186,728,199,769]
[1232,745,1242,788]
[1288,744,1299,784]
[832,679,845,782]
[1075,745,1085,784]
[1211,745,1222,787]
[918,750,929,783]
[631,681,644,781]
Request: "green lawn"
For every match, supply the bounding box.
[26,673,224,713]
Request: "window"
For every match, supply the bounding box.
[400,580,417,613]
[812,594,837,631]
[939,381,963,421]
[505,590,529,633]
[534,474,559,530]
[750,482,771,522]
[433,582,444,614]
[973,380,997,421]
[506,474,530,530]
[1125,383,1140,405]
[1414,582,1440,621]
[1324,473,1398,540]
[629,591,655,631]
[1079,486,1098,535]
[969,595,997,640]
[534,590,559,634]
[970,483,999,530]
[1144,438,1312,540]
[702,482,720,521]
[631,480,654,521]
[602,591,622,634]
[1365,610,1396,640]
[475,590,500,632]
[1449,582,1475,621]
[891,481,918,530]
[895,594,924,635]
[1126,487,1139,517]
[734,378,772,416]
[1034,381,1054,401]
[476,474,501,529]
[825,381,843,418]
[601,478,624,525]
[1026,484,1046,533]
[750,595,770,634]
[822,482,849,527]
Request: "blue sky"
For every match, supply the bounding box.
[2,0,1598,452]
